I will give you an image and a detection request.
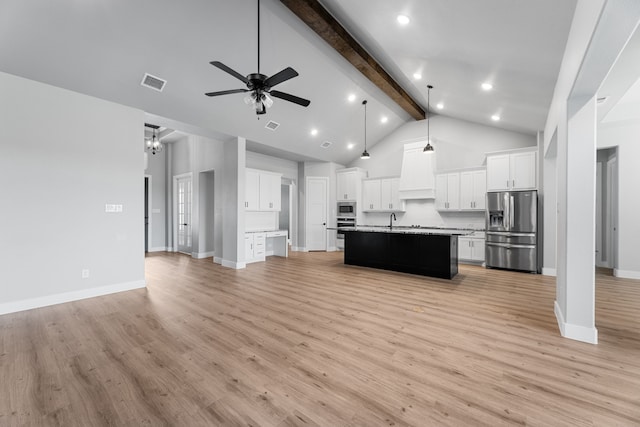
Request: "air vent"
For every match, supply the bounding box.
[141,73,167,92]
[265,120,280,131]
[597,96,609,104]
[320,141,332,149]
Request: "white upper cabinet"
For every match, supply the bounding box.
[362,179,381,211]
[436,173,460,211]
[245,168,282,212]
[245,168,260,211]
[363,177,405,212]
[486,149,537,191]
[460,169,486,210]
[336,168,366,202]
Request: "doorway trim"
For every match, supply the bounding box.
[145,174,152,253]
[172,172,193,254]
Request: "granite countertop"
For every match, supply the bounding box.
[334,225,475,236]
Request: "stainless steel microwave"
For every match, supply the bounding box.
[337,202,356,217]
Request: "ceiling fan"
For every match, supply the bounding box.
[205,0,310,115]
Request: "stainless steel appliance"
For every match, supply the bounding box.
[336,202,356,250]
[337,201,356,217]
[486,190,538,272]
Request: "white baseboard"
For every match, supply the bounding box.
[148,246,168,252]
[220,259,246,269]
[291,246,302,252]
[213,256,222,264]
[554,301,598,344]
[192,251,215,259]
[614,269,640,280]
[0,280,146,316]
[542,267,557,277]
[327,246,337,252]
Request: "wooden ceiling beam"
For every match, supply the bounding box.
[280,0,425,121]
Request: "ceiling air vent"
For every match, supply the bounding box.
[141,73,167,92]
[320,141,332,149]
[265,120,280,131]
[597,96,609,104]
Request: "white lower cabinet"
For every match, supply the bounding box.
[458,233,485,263]
[245,232,266,263]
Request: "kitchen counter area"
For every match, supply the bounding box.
[340,227,463,279]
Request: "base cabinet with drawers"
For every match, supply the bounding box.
[245,232,266,263]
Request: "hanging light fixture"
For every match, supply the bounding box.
[423,84,434,152]
[360,100,370,159]
[145,123,163,155]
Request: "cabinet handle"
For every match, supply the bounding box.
[512,179,515,188]
[506,180,509,188]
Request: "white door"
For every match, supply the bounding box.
[176,175,192,254]
[306,177,328,251]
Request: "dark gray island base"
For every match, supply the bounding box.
[343,230,459,279]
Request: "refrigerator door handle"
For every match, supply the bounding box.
[487,242,536,249]
[510,195,515,229]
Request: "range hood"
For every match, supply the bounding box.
[398,141,436,199]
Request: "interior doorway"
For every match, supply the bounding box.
[595,147,618,269]
[173,173,193,255]
[144,175,152,253]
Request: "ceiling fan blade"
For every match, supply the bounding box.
[264,67,299,88]
[205,89,249,97]
[210,61,249,84]
[269,90,311,107]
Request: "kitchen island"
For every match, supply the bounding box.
[341,227,471,279]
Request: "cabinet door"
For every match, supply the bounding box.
[458,237,472,260]
[336,172,349,201]
[362,180,381,211]
[472,170,486,210]
[446,173,460,210]
[486,154,510,191]
[244,234,254,261]
[435,174,449,210]
[471,239,485,261]
[259,173,281,211]
[511,151,537,190]
[245,169,260,211]
[388,178,404,211]
[380,179,392,210]
[459,172,474,210]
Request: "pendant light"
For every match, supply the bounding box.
[423,85,434,152]
[360,100,370,159]
[145,123,163,155]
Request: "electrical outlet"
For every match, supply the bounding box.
[81,269,90,279]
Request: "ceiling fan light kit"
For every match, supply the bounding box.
[205,0,310,115]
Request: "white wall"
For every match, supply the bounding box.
[598,122,640,278]
[348,116,536,228]
[0,72,145,314]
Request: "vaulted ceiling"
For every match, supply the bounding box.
[0,0,577,164]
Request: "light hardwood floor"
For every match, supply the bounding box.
[1,251,639,426]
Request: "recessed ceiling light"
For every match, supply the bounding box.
[397,15,410,25]
[491,114,500,121]
[436,103,444,110]
[381,116,388,124]
[347,143,355,150]
[310,129,318,136]
[347,93,356,102]
[413,72,422,80]
[482,83,493,91]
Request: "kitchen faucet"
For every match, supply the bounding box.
[389,212,396,228]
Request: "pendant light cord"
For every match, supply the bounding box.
[427,84,432,143]
[363,99,368,150]
[257,0,260,74]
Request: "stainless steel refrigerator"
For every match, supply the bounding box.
[485,190,538,273]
